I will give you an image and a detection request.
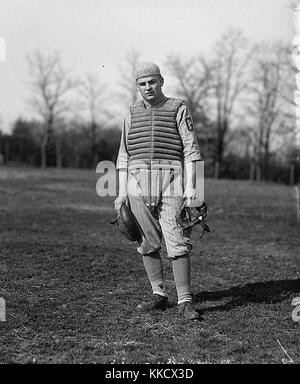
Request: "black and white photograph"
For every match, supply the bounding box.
[0,0,299,368]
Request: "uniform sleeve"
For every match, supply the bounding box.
[116,111,131,170]
[177,104,202,163]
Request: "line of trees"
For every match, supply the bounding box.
[167,29,298,182]
[0,28,299,184]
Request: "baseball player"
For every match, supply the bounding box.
[114,62,202,320]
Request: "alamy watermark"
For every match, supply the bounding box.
[95,160,204,201]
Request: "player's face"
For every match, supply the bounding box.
[136,75,164,103]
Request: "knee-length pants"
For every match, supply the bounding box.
[127,167,192,258]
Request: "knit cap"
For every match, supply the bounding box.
[135,62,162,80]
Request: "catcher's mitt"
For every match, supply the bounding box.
[176,200,210,239]
[111,203,142,242]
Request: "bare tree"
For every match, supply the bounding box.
[26,50,78,168]
[117,49,142,106]
[79,72,106,167]
[166,54,213,129]
[210,28,253,171]
[246,43,295,180]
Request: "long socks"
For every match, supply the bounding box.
[142,251,167,297]
[172,254,192,304]
[142,251,192,304]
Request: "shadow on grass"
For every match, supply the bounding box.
[194,279,300,313]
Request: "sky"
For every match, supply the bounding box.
[0,0,295,132]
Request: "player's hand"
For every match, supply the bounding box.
[183,187,202,207]
[114,195,128,213]
[183,187,196,200]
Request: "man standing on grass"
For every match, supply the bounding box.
[114,62,202,320]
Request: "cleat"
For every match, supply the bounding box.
[178,302,200,320]
[137,294,168,311]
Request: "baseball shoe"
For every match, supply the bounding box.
[178,301,200,320]
[137,294,168,312]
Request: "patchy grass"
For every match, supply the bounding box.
[0,166,299,364]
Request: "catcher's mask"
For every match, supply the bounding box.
[176,200,210,239]
[111,203,142,242]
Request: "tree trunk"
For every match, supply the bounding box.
[256,120,264,182]
[216,119,228,168]
[290,165,295,186]
[41,135,47,168]
[55,136,62,168]
[263,126,271,181]
[249,163,255,182]
[93,152,98,168]
[75,144,80,168]
[256,163,261,182]
[4,141,9,163]
[41,117,53,168]
[216,136,223,165]
[264,146,269,181]
[214,161,220,179]
[91,120,98,168]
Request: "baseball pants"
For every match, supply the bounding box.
[127,168,192,257]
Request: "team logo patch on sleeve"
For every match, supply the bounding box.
[185,116,194,131]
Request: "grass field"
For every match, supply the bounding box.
[0,166,299,364]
